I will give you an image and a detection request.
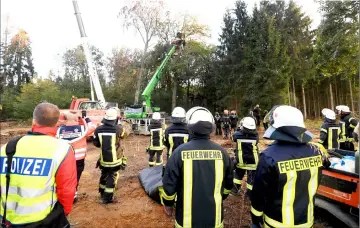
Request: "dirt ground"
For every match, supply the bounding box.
[0,122,349,228]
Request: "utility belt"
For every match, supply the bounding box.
[339,137,355,143]
[175,221,224,228]
[100,157,126,168]
[264,215,313,228]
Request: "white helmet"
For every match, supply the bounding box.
[335,105,350,113]
[241,117,256,130]
[186,106,214,124]
[152,112,161,120]
[321,108,336,120]
[172,107,186,118]
[105,108,118,120]
[264,105,313,143]
[271,105,305,129]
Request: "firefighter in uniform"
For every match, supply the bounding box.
[161,106,234,228]
[318,108,340,149]
[222,109,231,139]
[0,103,77,227]
[147,112,166,166]
[231,117,259,198]
[250,105,330,228]
[336,105,358,151]
[56,112,96,202]
[93,108,127,204]
[230,110,239,134]
[164,107,189,160]
[214,112,222,136]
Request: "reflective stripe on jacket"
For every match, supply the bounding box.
[232,130,259,170]
[93,123,125,168]
[251,142,325,228]
[319,121,340,149]
[0,135,70,225]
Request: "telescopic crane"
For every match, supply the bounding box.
[72,0,106,107]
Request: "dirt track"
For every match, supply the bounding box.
[0,122,348,228]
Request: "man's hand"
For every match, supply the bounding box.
[163,205,173,217]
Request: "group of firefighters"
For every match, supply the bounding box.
[319,105,358,151]
[1,101,352,228]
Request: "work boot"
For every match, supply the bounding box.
[73,192,78,204]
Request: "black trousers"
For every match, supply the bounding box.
[99,166,120,202]
[149,149,163,166]
[215,124,222,135]
[233,168,255,193]
[76,159,85,190]
[223,128,231,139]
[339,141,355,151]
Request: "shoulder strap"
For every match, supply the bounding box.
[2,135,24,226]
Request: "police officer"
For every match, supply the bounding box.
[0,103,77,227]
[231,117,259,198]
[319,108,340,149]
[214,112,222,135]
[161,106,234,228]
[147,112,166,166]
[57,112,96,203]
[222,109,231,139]
[250,105,330,228]
[93,108,127,204]
[164,107,189,160]
[336,105,358,151]
[230,110,239,134]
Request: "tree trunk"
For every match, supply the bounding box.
[134,42,149,104]
[329,81,334,110]
[302,86,307,119]
[187,79,190,108]
[292,76,297,108]
[288,81,291,106]
[312,87,317,118]
[317,86,320,118]
[349,79,355,112]
[17,54,22,87]
[172,76,177,110]
[334,77,338,106]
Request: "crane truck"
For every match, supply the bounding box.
[58,0,120,127]
[124,33,186,135]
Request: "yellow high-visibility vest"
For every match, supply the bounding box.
[0,135,70,225]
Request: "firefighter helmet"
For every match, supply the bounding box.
[321,108,336,120]
[241,117,256,130]
[152,112,161,120]
[171,107,186,123]
[105,108,118,121]
[335,105,350,113]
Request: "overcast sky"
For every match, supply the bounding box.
[1,0,320,77]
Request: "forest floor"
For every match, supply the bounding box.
[0,120,350,228]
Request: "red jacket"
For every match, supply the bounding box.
[32,125,77,215]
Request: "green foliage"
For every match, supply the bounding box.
[13,79,66,119]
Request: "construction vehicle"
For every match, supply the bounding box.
[315,149,359,228]
[59,0,120,127]
[124,33,186,135]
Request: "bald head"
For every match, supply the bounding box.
[33,102,60,127]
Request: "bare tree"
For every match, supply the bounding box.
[119,0,165,104]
